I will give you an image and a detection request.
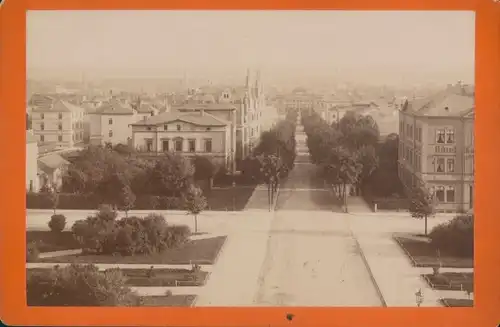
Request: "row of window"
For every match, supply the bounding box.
[40,113,63,120]
[434,157,456,173]
[400,142,456,173]
[431,186,456,203]
[400,121,457,145]
[144,138,213,153]
[436,129,455,144]
[400,121,423,142]
[39,122,84,131]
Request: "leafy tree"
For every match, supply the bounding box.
[48,214,66,232]
[148,152,194,197]
[193,156,218,188]
[184,185,207,233]
[338,111,380,150]
[96,170,131,210]
[409,186,436,236]
[27,264,141,306]
[258,154,283,211]
[322,146,362,211]
[355,145,379,193]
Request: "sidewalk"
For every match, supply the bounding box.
[243,185,276,211]
[195,216,273,306]
[350,224,442,307]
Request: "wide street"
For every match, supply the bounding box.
[252,124,383,306]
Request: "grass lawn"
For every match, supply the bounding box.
[422,272,473,291]
[141,295,196,307]
[394,234,473,268]
[27,267,210,287]
[26,231,81,252]
[123,268,209,287]
[205,187,255,211]
[38,236,227,265]
[439,298,473,307]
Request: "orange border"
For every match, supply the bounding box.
[1,1,499,326]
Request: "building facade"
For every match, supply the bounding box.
[130,110,233,170]
[26,131,39,192]
[29,94,86,148]
[175,69,266,165]
[88,98,137,146]
[398,82,475,213]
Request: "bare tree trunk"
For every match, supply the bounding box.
[195,214,198,233]
[424,215,428,236]
[268,183,271,212]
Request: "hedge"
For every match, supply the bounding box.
[27,264,141,306]
[27,192,183,210]
[429,214,474,258]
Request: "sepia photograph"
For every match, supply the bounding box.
[25,10,475,308]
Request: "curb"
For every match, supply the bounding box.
[352,235,388,307]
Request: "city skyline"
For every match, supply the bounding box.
[27,10,475,86]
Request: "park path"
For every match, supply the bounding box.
[253,124,383,306]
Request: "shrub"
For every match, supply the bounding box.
[72,211,191,256]
[27,264,141,306]
[48,214,67,232]
[429,214,474,258]
[26,192,99,210]
[27,242,39,262]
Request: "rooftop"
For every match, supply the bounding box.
[403,84,475,117]
[172,103,237,111]
[95,99,135,115]
[38,153,70,171]
[131,110,230,127]
[30,99,85,113]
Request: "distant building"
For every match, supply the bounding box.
[174,69,267,165]
[89,98,137,146]
[398,82,475,213]
[26,131,39,192]
[29,94,86,148]
[130,110,233,170]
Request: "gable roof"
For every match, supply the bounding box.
[30,99,84,113]
[131,111,230,127]
[404,88,475,117]
[95,99,135,115]
[38,154,70,171]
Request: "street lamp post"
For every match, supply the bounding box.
[415,288,424,307]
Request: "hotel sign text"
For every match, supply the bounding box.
[435,145,456,153]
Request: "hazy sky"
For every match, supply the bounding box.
[27,10,475,85]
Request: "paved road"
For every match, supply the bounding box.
[253,126,383,306]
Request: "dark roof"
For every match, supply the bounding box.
[131,111,230,127]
